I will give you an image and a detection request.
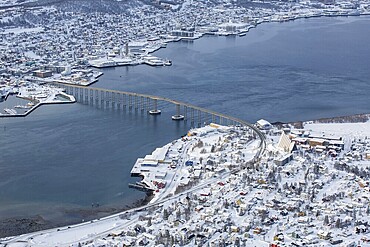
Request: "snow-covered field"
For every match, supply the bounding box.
[305,121,370,140]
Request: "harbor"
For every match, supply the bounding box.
[1,0,370,92]
[0,83,75,118]
[0,6,370,242]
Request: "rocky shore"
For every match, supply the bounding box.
[273,113,370,129]
[0,195,153,238]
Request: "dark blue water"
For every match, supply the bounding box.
[0,16,369,226]
[96,16,370,122]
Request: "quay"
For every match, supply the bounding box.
[0,85,76,118]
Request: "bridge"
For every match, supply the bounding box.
[51,82,266,159]
[0,83,268,245]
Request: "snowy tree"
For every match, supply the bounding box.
[324,215,329,225]
[163,208,169,220]
[335,218,341,228]
[234,237,241,247]
[147,217,152,227]
[176,209,181,220]
[277,173,282,182]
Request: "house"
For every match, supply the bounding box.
[274,154,293,166]
[256,119,272,130]
[317,230,331,240]
[142,160,158,167]
[33,70,52,78]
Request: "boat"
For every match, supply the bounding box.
[14,105,32,109]
[149,109,161,115]
[144,59,165,66]
[4,108,17,115]
[172,114,185,121]
[164,60,172,66]
[89,60,117,68]
[143,55,168,66]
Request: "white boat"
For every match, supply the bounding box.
[89,60,117,68]
[144,59,165,66]
[172,114,184,121]
[149,109,161,115]
[14,105,32,109]
[143,55,168,66]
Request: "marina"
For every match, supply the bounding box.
[0,83,75,117]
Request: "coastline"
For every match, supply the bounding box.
[88,14,370,72]
[0,195,153,238]
[1,15,370,240]
[273,112,370,129]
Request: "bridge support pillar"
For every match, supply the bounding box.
[90,89,93,105]
[197,110,201,127]
[79,88,83,103]
[134,95,139,111]
[172,104,184,121]
[106,91,110,108]
[140,96,144,112]
[190,108,195,127]
[129,95,132,110]
[116,93,120,109]
[112,92,116,109]
[122,94,126,108]
[149,99,161,115]
[184,106,187,121]
[100,91,104,107]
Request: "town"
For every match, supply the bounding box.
[1,0,370,114]
[1,119,369,246]
[1,0,370,246]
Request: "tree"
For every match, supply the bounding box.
[324,215,329,225]
[335,218,341,228]
[163,208,169,220]
[147,217,152,227]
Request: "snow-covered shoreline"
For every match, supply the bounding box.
[2,119,370,246]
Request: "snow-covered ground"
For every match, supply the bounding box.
[2,121,370,246]
[305,121,370,140]
[0,0,37,6]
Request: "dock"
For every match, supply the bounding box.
[128,183,155,193]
